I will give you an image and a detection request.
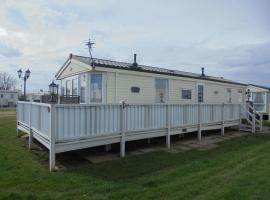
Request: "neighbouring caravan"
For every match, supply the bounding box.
[55,54,247,104]
[247,84,270,120]
[0,90,19,107]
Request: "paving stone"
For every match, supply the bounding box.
[173,145,192,151]
[84,153,119,163]
[197,143,219,151]
[78,131,250,163]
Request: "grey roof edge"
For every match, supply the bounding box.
[55,54,75,79]
[59,54,247,86]
[248,84,270,90]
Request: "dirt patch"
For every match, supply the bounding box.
[0,111,16,117]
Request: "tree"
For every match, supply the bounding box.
[0,72,17,90]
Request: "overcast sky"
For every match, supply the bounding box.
[0,0,269,92]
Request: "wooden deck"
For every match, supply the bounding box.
[16,101,262,171]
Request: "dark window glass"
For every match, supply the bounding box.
[198,84,204,103]
[182,89,192,99]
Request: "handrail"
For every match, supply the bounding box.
[241,105,253,124]
[243,103,263,132]
[247,103,261,119]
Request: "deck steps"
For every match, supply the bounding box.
[239,103,263,133]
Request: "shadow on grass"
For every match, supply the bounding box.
[63,134,270,181]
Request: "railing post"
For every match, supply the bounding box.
[252,105,256,133]
[221,103,225,136]
[260,113,263,132]
[28,103,33,150]
[198,104,202,141]
[49,105,56,171]
[120,102,126,157]
[238,104,241,132]
[16,104,19,137]
[166,104,171,148]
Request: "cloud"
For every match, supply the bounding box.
[0,42,22,57]
[0,0,269,92]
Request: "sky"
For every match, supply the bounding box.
[0,0,270,92]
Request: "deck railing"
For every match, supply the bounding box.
[17,101,245,171]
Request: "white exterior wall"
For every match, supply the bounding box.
[57,59,246,104]
[104,71,246,104]
[114,73,155,103]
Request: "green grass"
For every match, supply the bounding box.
[1,116,270,200]
[0,108,15,112]
[263,120,270,127]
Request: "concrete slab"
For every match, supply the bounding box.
[84,153,120,164]
[74,130,251,163]
[197,143,219,151]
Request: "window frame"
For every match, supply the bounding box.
[226,88,232,103]
[181,88,192,100]
[196,83,205,103]
[155,78,169,103]
[89,73,106,103]
[65,80,71,96]
[72,78,78,96]
[251,92,267,112]
[79,73,87,104]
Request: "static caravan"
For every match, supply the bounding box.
[18,54,264,171]
[0,90,19,107]
[247,84,270,120]
[55,54,247,104]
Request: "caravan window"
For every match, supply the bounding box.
[72,78,78,95]
[66,80,71,95]
[80,74,87,103]
[155,78,168,103]
[181,89,192,100]
[252,92,266,112]
[197,84,204,103]
[90,74,103,103]
[226,89,232,103]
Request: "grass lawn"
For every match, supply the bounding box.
[1,116,270,200]
[263,120,270,127]
[0,108,16,112]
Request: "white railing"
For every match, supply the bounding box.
[17,101,51,139]
[17,101,243,171]
[240,103,263,132]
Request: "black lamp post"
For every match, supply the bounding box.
[246,89,251,102]
[17,69,31,100]
[49,80,58,103]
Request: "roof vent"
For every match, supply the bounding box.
[201,67,205,77]
[131,54,138,68]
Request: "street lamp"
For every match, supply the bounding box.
[49,80,58,103]
[17,69,31,100]
[246,88,251,102]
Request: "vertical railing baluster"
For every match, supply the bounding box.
[120,102,126,157]
[198,104,202,141]
[28,102,33,150]
[166,104,171,148]
[221,103,225,136]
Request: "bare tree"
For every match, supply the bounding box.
[0,72,17,90]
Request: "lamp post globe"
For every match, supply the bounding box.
[49,81,57,95]
[25,69,31,79]
[17,69,22,78]
[49,80,58,103]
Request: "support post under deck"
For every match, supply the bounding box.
[49,105,56,171]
